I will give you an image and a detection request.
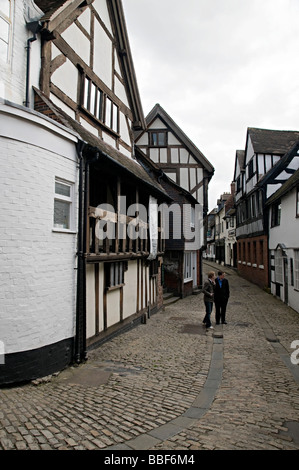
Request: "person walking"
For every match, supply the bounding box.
[214,271,230,325]
[202,271,215,329]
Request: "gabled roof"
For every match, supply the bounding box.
[136,103,214,175]
[247,127,299,155]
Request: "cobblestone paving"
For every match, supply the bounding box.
[0,262,299,450]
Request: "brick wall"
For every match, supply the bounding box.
[237,235,269,288]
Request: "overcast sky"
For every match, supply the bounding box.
[124,0,299,210]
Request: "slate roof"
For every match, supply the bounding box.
[248,128,299,155]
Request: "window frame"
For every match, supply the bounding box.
[271,200,281,227]
[0,0,12,64]
[105,261,126,290]
[149,130,168,148]
[53,178,75,232]
[81,74,119,134]
[184,252,192,282]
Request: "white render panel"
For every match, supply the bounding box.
[77,7,91,34]
[190,167,196,190]
[93,0,113,34]
[50,93,76,120]
[197,168,203,181]
[160,148,167,163]
[257,154,264,177]
[107,290,120,328]
[168,132,181,145]
[189,155,197,164]
[288,155,299,170]
[0,104,78,354]
[267,183,282,199]
[51,58,78,103]
[123,260,138,319]
[171,148,179,163]
[136,132,148,145]
[180,148,189,163]
[168,133,180,145]
[93,19,112,88]
[150,148,159,163]
[119,112,131,147]
[165,172,176,183]
[61,23,90,66]
[149,118,167,129]
[79,115,100,137]
[115,76,129,107]
[180,167,189,191]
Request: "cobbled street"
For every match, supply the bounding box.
[1,261,299,451]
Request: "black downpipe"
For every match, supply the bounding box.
[75,141,87,363]
[25,21,41,108]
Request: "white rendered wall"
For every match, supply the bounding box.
[0,102,78,354]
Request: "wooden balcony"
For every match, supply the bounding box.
[87,205,165,261]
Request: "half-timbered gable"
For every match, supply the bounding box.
[135,104,214,209]
[135,104,214,296]
[35,0,144,156]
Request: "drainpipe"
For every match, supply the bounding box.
[75,141,87,363]
[75,143,100,363]
[25,21,42,108]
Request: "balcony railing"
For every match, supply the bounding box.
[87,206,165,258]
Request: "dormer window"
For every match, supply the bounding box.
[149,130,167,147]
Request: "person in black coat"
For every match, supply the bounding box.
[214,271,230,324]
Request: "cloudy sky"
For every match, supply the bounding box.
[123,0,299,210]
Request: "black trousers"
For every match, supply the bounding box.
[215,300,228,324]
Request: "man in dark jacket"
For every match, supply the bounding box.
[214,271,230,325]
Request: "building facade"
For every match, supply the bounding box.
[135,104,214,296]
[0,0,168,385]
[234,127,299,289]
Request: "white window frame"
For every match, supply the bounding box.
[184,252,192,282]
[53,178,75,232]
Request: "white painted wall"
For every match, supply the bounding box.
[0,0,42,107]
[0,102,78,354]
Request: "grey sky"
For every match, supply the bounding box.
[124,0,299,210]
